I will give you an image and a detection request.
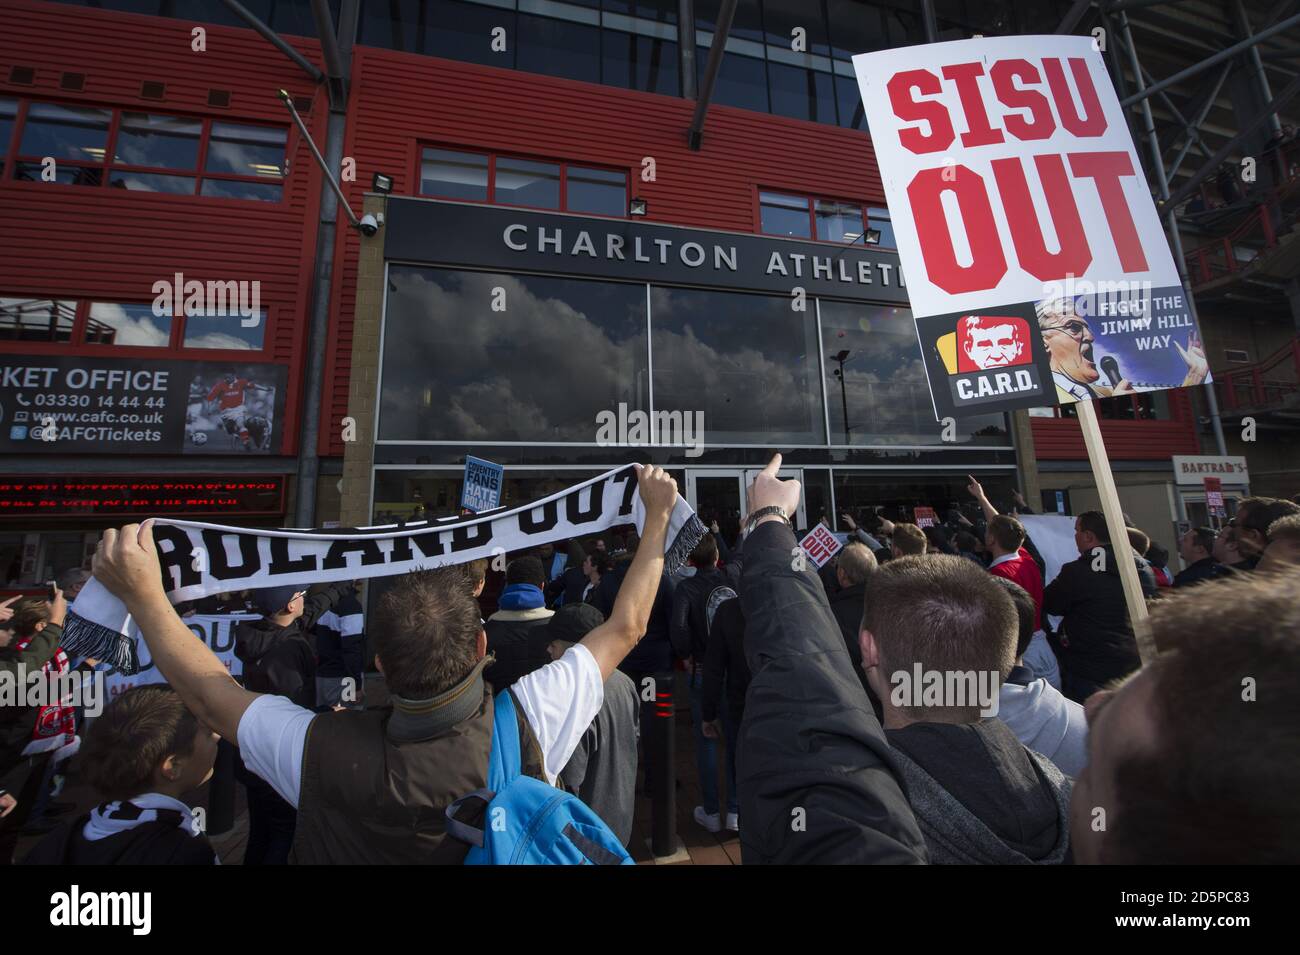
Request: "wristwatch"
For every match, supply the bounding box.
[745,505,790,533]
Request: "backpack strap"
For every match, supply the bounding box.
[486,689,523,793]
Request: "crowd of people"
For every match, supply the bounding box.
[1,457,1298,865]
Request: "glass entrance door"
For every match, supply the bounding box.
[686,467,807,549]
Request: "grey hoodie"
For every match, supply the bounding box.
[887,719,1073,865]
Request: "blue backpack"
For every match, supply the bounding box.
[444,690,634,865]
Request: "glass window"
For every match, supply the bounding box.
[204,122,287,178]
[0,297,77,342]
[835,75,867,131]
[698,46,770,113]
[420,147,489,201]
[815,198,864,243]
[18,103,110,162]
[495,157,561,208]
[425,1,516,66]
[868,206,896,248]
[199,178,283,201]
[827,0,885,58]
[819,300,1007,445]
[567,166,626,216]
[109,171,197,194]
[833,471,1016,531]
[85,302,172,347]
[182,309,267,350]
[379,267,650,442]
[604,0,677,22]
[760,191,811,238]
[651,286,825,445]
[0,98,16,158]
[14,162,103,186]
[696,0,765,44]
[516,14,601,85]
[768,62,838,124]
[763,0,831,56]
[114,113,201,169]
[603,32,679,96]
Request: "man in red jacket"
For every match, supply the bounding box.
[967,477,1058,688]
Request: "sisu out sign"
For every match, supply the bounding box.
[853,36,1211,419]
[383,198,911,302]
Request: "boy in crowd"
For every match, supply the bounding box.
[25,686,219,865]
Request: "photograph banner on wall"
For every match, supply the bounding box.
[853,35,1212,419]
[0,355,287,455]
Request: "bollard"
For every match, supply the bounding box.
[207,737,237,835]
[649,669,677,858]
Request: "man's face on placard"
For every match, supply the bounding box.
[1039,301,1099,384]
[964,320,1024,369]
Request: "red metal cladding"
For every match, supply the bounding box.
[0,0,326,455]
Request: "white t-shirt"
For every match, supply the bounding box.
[236,643,605,808]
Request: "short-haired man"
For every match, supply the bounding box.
[1173,525,1217,587]
[891,523,928,558]
[827,542,880,713]
[967,476,1056,688]
[860,555,1073,864]
[962,314,1026,370]
[55,568,91,602]
[24,686,219,865]
[991,577,1088,778]
[88,466,680,864]
[1043,511,1156,703]
[1259,515,1300,573]
[484,556,554,693]
[1070,569,1300,863]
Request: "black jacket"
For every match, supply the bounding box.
[484,610,553,693]
[234,583,349,709]
[24,814,215,865]
[1173,556,1218,588]
[669,565,729,662]
[701,596,748,724]
[826,581,884,721]
[544,566,588,608]
[595,561,675,674]
[737,520,927,864]
[1042,545,1155,695]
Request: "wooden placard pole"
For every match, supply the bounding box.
[1075,399,1156,664]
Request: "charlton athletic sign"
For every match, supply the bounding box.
[853,36,1211,419]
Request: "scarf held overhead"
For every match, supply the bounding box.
[65,464,705,674]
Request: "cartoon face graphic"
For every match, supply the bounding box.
[1036,299,1099,384]
[957,315,1031,372]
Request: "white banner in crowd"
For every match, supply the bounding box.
[103,615,253,702]
[853,36,1210,419]
[63,464,705,674]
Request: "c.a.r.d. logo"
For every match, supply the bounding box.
[932,312,1046,410]
[942,315,1034,373]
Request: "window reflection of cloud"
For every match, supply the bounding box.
[184,331,255,350]
[381,270,647,442]
[206,141,283,176]
[90,305,169,347]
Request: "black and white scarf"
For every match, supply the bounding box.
[64,464,705,674]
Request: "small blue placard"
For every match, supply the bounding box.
[461,455,504,513]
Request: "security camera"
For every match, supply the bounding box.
[358,213,381,237]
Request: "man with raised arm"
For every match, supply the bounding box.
[90,465,680,864]
[736,454,926,864]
